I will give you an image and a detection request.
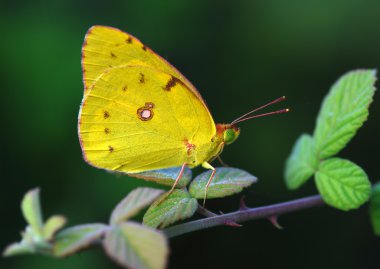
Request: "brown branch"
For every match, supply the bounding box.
[164,195,324,238]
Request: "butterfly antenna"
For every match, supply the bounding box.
[230,96,287,125]
[232,109,290,125]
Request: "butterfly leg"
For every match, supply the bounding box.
[202,162,216,206]
[168,162,187,195]
[217,156,229,167]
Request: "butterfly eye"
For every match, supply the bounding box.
[223,128,240,145]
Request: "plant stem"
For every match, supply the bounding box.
[164,194,324,238]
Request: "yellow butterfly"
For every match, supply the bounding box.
[78,26,287,197]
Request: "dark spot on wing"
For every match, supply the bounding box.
[108,146,114,152]
[126,37,132,44]
[142,45,147,51]
[104,128,110,134]
[139,73,145,83]
[163,75,181,91]
[145,102,154,108]
[122,85,127,92]
[110,52,117,58]
[103,111,110,119]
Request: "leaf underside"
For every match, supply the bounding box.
[110,187,164,225]
[143,189,197,228]
[103,222,168,269]
[54,224,108,257]
[129,166,192,187]
[189,167,257,199]
[21,188,44,236]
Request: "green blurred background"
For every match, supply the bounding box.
[1,0,379,268]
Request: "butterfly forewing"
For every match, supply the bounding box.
[79,66,215,173]
[82,25,205,103]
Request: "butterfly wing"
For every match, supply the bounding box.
[82,26,207,107]
[79,65,216,173]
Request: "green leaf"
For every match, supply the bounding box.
[2,242,36,257]
[189,167,257,199]
[103,222,168,269]
[314,69,377,159]
[370,183,380,236]
[21,188,44,237]
[285,134,318,190]
[315,158,371,211]
[129,166,192,187]
[143,189,197,228]
[110,188,164,225]
[54,224,108,257]
[3,225,52,257]
[43,215,67,241]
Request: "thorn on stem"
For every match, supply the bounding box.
[218,210,241,227]
[224,219,242,227]
[239,195,249,211]
[268,216,283,230]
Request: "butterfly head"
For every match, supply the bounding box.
[216,124,240,145]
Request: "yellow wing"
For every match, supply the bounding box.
[79,65,216,173]
[82,25,206,106]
